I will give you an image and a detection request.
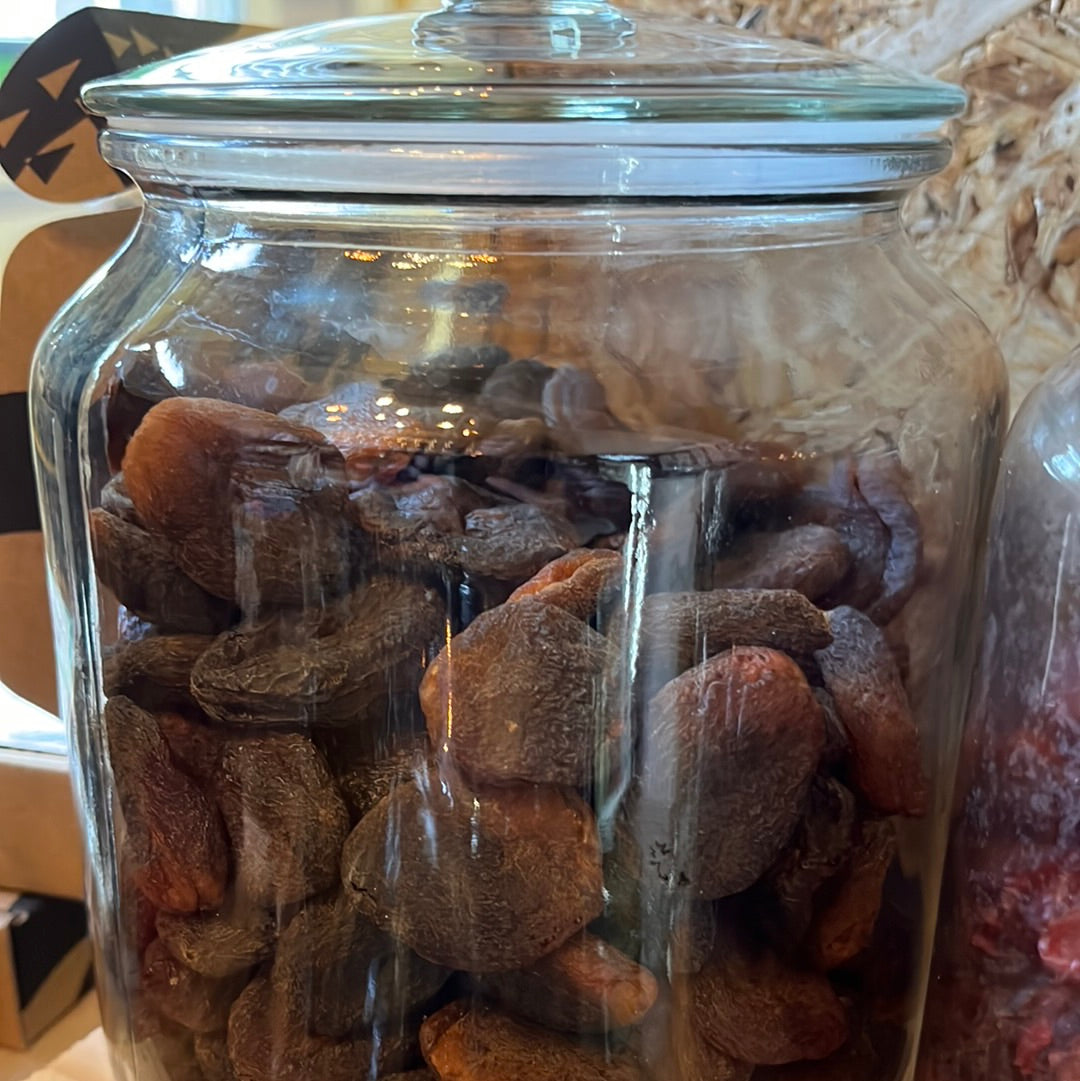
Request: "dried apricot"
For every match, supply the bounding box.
[227,977,413,1081]
[106,696,228,914]
[472,930,657,1033]
[691,934,848,1064]
[707,526,851,603]
[271,894,448,1039]
[420,598,615,787]
[638,647,825,898]
[814,607,927,816]
[192,577,442,726]
[141,938,246,1033]
[218,733,349,907]
[420,1001,642,1081]
[104,635,212,713]
[341,773,604,972]
[156,909,276,979]
[91,508,234,634]
[809,820,896,970]
[637,589,831,695]
[123,397,349,605]
[507,549,622,620]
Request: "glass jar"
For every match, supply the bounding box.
[918,355,1080,1081]
[30,6,1007,1081]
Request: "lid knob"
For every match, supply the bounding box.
[413,0,635,56]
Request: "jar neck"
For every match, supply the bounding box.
[143,189,904,256]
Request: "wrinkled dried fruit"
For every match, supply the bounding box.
[156,712,224,785]
[691,935,848,1064]
[106,696,228,914]
[1039,908,1080,982]
[638,984,751,1081]
[420,1001,642,1081]
[123,397,350,605]
[765,778,858,942]
[195,1032,234,1081]
[156,909,276,979]
[458,504,580,580]
[542,368,623,455]
[91,508,235,634]
[472,930,657,1033]
[599,817,715,975]
[855,456,922,626]
[754,1031,879,1081]
[478,358,554,419]
[810,820,896,971]
[218,733,349,907]
[101,473,138,521]
[272,894,449,1038]
[329,734,428,824]
[793,459,890,613]
[350,476,497,542]
[815,607,927,816]
[192,577,442,726]
[813,689,851,769]
[637,590,831,694]
[420,598,614,786]
[104,635,212,713]
[707,526,851,603]
[638,647,824,899]
[507,549,622,620]
[142,938,247,1033]
[341,773,604,972]
[131,1026,204,1081]
[227,976,413,1081]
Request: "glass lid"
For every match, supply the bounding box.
[81,0,968,197]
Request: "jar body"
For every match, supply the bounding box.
[918,355,1080,1081]
[32,190,1005,1081]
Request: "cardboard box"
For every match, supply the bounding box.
[0,890,91,1050]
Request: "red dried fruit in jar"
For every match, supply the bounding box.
[271,894,449,1039]
[122,397,350,606]
[507,548,622,620]
[420,1001,643,1081]
[706,525,852,603]
[470,930,658,1033]
[1039,908,1080,982]
[814,607,927,816]
[218,733,349,908]
[809,819,897,970]
[638,646,825,899]
[156,909,276,980]
[91,508,235,634]
[141,938,247,1034]
[191,576,442,726]
[341,772,604,972]
[103,635,213,714]
[690,933,848,1065]
[105,696,228,914]
[420,597,615,787]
